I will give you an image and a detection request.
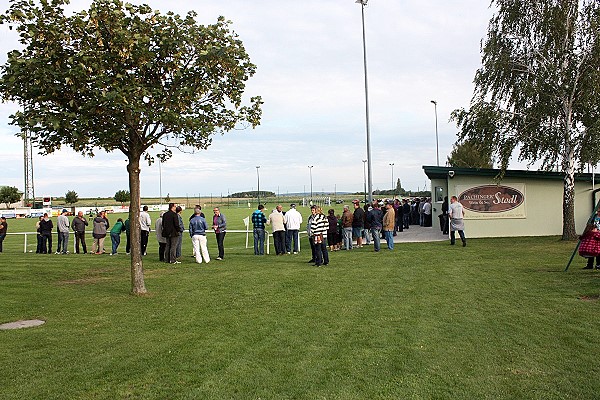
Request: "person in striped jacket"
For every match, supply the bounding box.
[310,206,330,267]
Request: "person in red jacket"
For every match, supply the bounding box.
[579,223,600,269]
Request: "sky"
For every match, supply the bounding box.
[0,0,496,198]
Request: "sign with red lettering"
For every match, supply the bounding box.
[458,185,525,213]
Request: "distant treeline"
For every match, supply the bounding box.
[228,191,276,198]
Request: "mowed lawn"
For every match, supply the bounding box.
[1,208,599,399]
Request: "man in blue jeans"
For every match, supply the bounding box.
[57,209,70,254]
[383,202,395,250]
[367,202,383,252]
[251,205,267,255]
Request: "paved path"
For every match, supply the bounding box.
[390,225,448,243]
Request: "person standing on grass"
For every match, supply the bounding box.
[139,205,151,256]
[189,207,210,264]
[124,217,130,254]
[71,211,88,254]
[309,206,329,267]
[341,205,353,250]
[92,211,109,254]
[162,203,181,264]
[449,195,467,247]
[212,207,227,261]
[0,216,7,253]
[352,200,365,248]
[268,205,286,256]
[57,209,70,254]
[284,203,302,254]
[109,218,125,255]
[368,202,383,252]
[251,205,267,255]
[36,216,43,253]
[155,211,167,261]
[326,209,338,251]
[39,213,54,254]
[383,202,395,250]
[306,205,317,263]
[175,206,184,260]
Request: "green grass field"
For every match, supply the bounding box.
[1,207,599,399]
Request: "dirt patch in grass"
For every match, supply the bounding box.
[578,294,600,301]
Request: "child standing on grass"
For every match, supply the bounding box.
[110,218,125,255]
[578,223,600,269]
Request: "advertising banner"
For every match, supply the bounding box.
[455,184,526,219]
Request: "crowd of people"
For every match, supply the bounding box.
[249,196,466,267]
[0,196,468,262]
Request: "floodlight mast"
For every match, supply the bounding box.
[356,0,373,204]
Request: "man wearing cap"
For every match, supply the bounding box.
[284,203,302,254]
[57,209,70,254]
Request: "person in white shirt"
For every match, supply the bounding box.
[422,198,432,227]
[139,205,152,255]
[284,203,303,254]
[449,196,466,247]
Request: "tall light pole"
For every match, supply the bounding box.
[431,100,440,166]
[362,160,368,203]
[356,0,373,204]
[389,163,395,198]
[256,166,261,206]
[308,165,314,203]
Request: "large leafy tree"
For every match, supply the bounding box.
[0,0,262,293]
[451,0,600,240]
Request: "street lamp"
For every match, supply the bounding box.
[356,0,373,204]
[389,163,395,198]
[431,100,440,166]
[256,166,261,206]
[362,160,368,203]
[308,165,314,204]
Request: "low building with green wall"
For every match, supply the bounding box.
[423,166,600,238]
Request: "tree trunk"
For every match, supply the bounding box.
[128,154,148,295]
[562,146,577,240]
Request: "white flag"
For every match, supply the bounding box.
[243,216,250,227]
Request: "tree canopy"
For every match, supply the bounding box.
[446,140,494,169]
[65,190,79,205]
[0,186,21,208]
[0,0,262,293]
[114,190,130,205]
[451,0,600,239]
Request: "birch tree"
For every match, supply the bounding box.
[452,0,600,240]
